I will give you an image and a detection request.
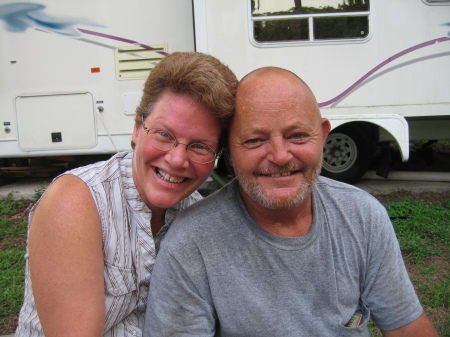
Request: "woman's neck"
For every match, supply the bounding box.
[150,209,166,236]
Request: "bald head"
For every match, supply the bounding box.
[234,67,322,127]
[239,67,311,91]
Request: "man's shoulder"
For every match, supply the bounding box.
[165,182,238,241]
[314,176,386,213]
[187,181,236,215]
[316,176,377,201]
[315,176,390,229]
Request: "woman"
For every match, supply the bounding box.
[16,52,238,337]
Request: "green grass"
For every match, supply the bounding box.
[418,274,450,308]
[369,196,450,336]
[388,199,450,262]
[0,192,449,335]
[0,193,32,333]
[0,250,27,316]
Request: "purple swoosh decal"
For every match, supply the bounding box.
[0,3,169,55]
[77,28,169,56]
[0,2,102,36]
[318,36,450,108]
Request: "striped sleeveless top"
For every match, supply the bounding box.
[16,151,203,336]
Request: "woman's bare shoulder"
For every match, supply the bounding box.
[31,174,100,232]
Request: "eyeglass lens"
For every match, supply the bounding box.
[147,129,216,163]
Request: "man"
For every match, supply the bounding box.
[144,67,438,336]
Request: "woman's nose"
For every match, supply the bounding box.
[164,143,190,169]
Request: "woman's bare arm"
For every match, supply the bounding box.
[29,174,105,337]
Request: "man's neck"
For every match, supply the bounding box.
[241,192,314,238]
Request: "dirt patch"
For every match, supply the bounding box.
[405,253,450,334]
[389,190,450,335]
[375,191,450,204]
[0,317,18,336]
[0,202,31,252]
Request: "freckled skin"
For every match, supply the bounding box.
[132,91,221,215]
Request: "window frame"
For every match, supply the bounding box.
[422,0,450,5]
[248,1,373,48]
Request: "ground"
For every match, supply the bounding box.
[1,190,449,335]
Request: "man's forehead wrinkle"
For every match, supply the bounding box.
[238,88,309,116]
[238,78,307,106]
[242,96,302,106]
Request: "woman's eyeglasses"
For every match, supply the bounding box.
[142,122,219,164]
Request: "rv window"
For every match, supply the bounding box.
[251,0,370,44]
[423,0,450,3]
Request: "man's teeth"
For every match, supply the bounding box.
[158,169,184,183]
[268,172,293,177]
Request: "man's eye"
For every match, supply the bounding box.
[247,139,260,144]
[289,133,308,143]
[243,139,264,149]
[191,143,204,149]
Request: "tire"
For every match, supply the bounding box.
[322,125,373,183]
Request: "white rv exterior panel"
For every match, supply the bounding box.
[15,92,96,150]
[0,0,195,156]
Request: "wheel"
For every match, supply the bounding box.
[322,125,373,183]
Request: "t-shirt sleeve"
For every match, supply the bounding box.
[361,208,423,331]
[144,232,216,337]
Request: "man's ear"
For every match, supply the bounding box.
[321,118,331,143]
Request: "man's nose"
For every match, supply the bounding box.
[266,137,293,165]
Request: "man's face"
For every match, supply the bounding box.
[229,71,330,210]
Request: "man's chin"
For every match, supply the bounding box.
[240,182,311,210]
[264,189,310,209]
[235,164,321,210]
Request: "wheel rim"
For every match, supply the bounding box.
[322,133,358,173]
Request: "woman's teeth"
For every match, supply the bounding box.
[157,169,184,183]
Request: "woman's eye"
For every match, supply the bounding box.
[156,131,171,139]
[153,130,175,143]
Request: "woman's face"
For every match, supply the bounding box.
[132,91,221,212]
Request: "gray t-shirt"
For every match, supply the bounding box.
[145,177,422,336]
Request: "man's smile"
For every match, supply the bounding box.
[258,170,301,178]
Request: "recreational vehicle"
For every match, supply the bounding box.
[0,0,449,182]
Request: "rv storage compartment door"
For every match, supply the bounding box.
[15,92,96,151]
